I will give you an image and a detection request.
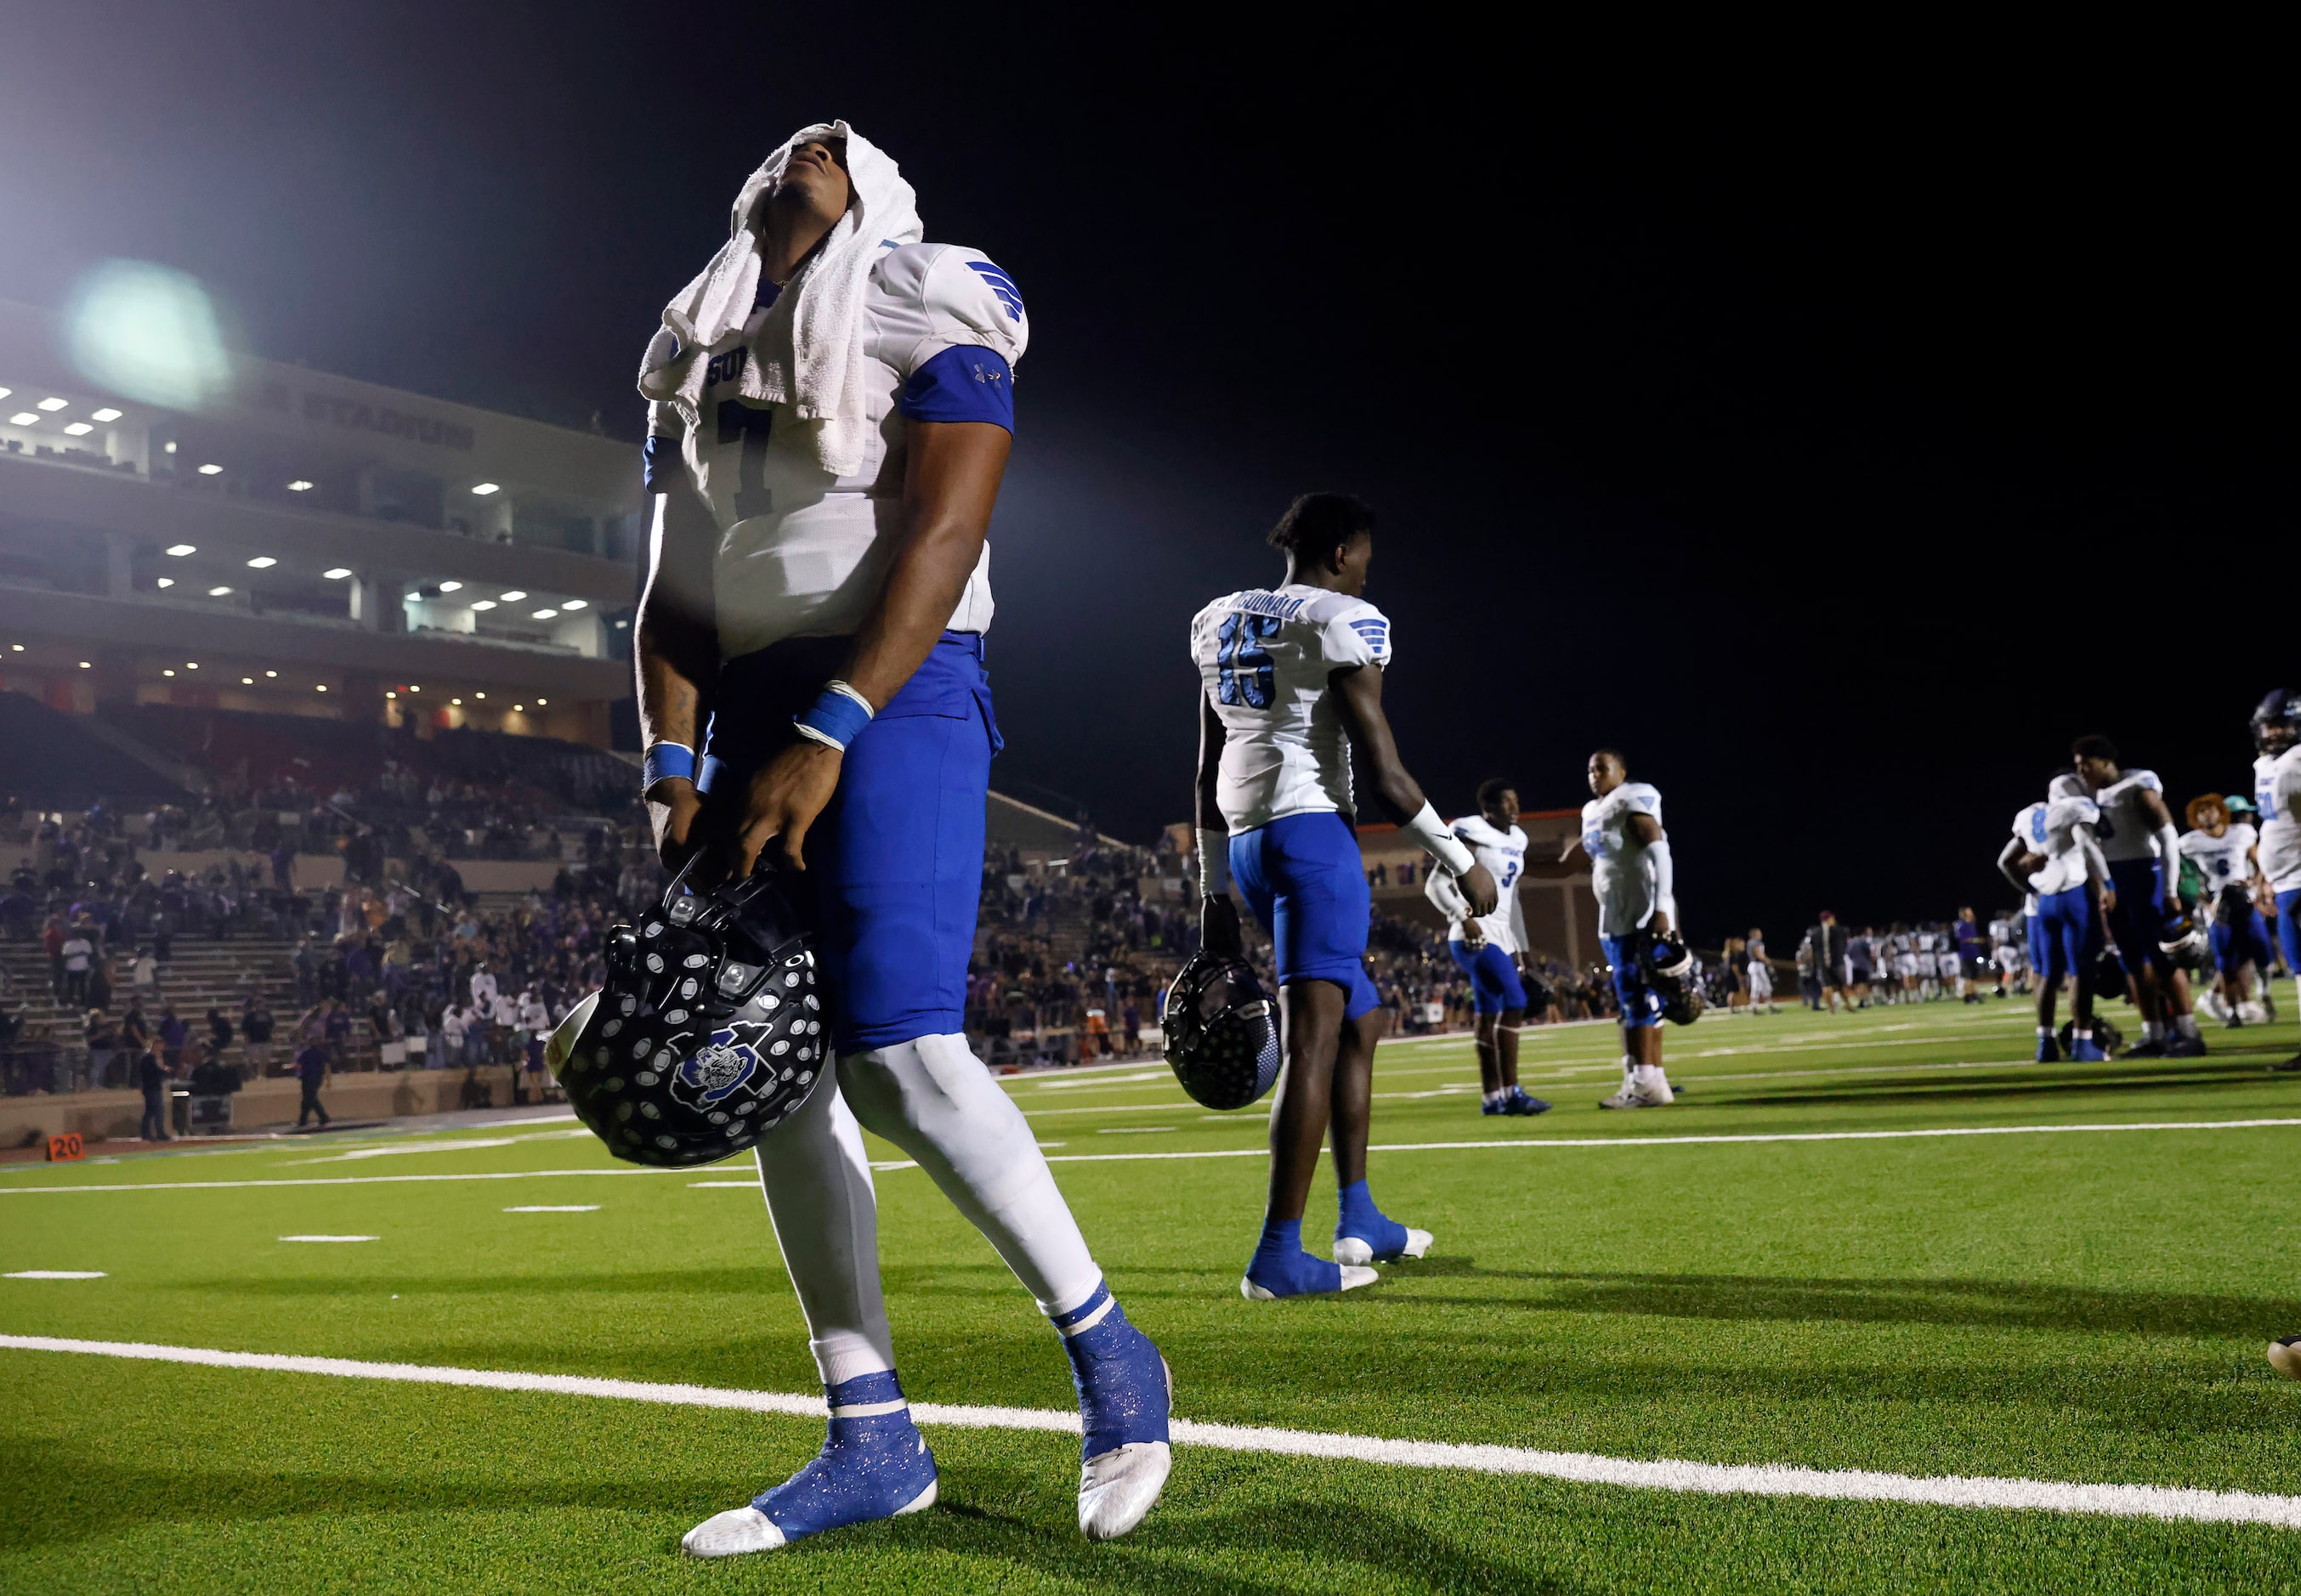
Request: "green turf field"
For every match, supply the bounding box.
[8,998,2301,1593]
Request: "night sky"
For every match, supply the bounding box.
[1,11,2287,942]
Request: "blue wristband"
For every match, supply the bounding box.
[642,741,695,790]
[793,682,873,752]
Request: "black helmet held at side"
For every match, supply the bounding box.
[1161,949,1281,1111]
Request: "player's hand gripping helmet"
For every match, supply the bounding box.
[1161,949,1281,1111]
[2252,688,2301,755]
[1641,929,1705,1026]
[548,855,825,1167]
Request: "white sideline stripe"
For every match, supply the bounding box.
[503,1205,599,1213]
[5,1271,105,1280]
[3,1335,2294,1530]
[688,1180,755,1189]
[11,1118,2301,1194]
[279,1235,377,1242]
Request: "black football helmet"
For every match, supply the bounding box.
[549,856,825,1168]
[2159,908,2211,973]
[1161,949,1281,1111]
[1640,929,1705,1026]
[2253,689,2300,755]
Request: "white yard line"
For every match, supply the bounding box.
[3,1334,2293,1530]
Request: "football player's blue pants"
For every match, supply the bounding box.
[2105,859,2171,976]
[1229,812,1381,1019]
[699,632,1103,1388]
[2212,906,2275,978]
[2033,886,2100,985]
[700,631,997,1055]
[1600,934,1661,1028]
[2278,889,2301,977]
[1449,940,1526,1013]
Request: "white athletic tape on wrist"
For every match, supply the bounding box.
[1402,801,1476,877]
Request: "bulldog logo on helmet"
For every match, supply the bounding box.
[672,1022,770,1109]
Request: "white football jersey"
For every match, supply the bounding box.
[1192,584,1391,832]
[2092,769,2166,863]
[2254,747,2301,891]
[2179,823,2259,900]
[1580,781,1666,937]
[1426,813,1527,951]
[643,242,1026,659]
[2012,794,2100,896]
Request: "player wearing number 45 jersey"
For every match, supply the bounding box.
[1426,780,1551,1117]
[1193,493,1499,1299]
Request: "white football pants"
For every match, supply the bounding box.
[753,1032,1102,1386]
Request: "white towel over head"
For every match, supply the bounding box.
[639,121,921,477]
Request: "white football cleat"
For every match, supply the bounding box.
[1080,1440,1171,1541]
[1332,1228,1431,1266]
[1598,1078,1675,1109]
[682,1507,786,1558]
[1240,1265,1378,1299]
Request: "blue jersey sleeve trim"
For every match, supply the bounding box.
[898,344,1015,431]
[641,434,678,494]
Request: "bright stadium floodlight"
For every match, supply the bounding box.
[196,463,223,475]
[474,692,485,699]
[322,568,351,580]
[264,670,276,677]
[513,704,525,712]
[452,698,462,705]
[471,482,500,495]
[385,690,395,699]
[0,388,9,399]
[163,440,176,453]
[469,600,496,611]
[184,661,198,669]
[91,407,122,422]
[207,586,230,597]
[561,599,587,610]
[408,684,420,692]
[315,684,327,693]
[62,422,93,436]
[7,412,36,426]
[246,557,276,569]
[286,479,313,491]
[531,608,558,620]
[36,397,66,411]
[155,578,174,588]
[536,698,547,706]
[499,590,526,603]
[163,669,174,677]
[241,676,253,685]
[165,544,196,556]
[77,660,90,669]
[437,580,462,592]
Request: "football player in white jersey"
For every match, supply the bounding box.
[1425,780,1551,1116]
[1193,493,1498,1299]
[1568,750,1681,1108]
[1742,929,1777,1014]
[2249,692,2301,1072]
[2177,793,2275,1025]
[1998,774,2111,1062]
[636,126,1168,1556]
[2073,736,2205,1057]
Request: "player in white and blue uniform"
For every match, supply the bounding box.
[1574,750,1680,1107]
[2250,691,2301,1072]
[1425,779,1551,1116]
[2177,794,2274,1024]
[2073,736,2204,1056]
[1998,773,2110,1061]
[636,125,1167,1557]
[1193,493,1497,1299]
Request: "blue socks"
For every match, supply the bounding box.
[1051,1281,1170,1458]
[752,1369,937,1539]
[1245,1216,1343,1296]
[1335,1180,1410,1260]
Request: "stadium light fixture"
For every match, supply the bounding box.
[408,684,421,692]
[155,578,174,588]
[165,544,196,556]
[196,462,223,475]
[474,692,485,699]
[315,684,327,693]
[264,670,276,677]
[513,704,525,712]
[561,599,587,610]
[322,568,351,580]
[62,422,93,436]
[286,479,313,492]
[471,482,500,495]
[184,662,198,669]
[241,676,252,685]
[163,669,174,677]
[0,388,9,399]
[163,440,177,453]
[77,660,90,669]
[614,619,628,629]
[246,557,276,569]
[499,590,527,603]
[6,412,36,426]
[36,397,66,411]
[91,407,122,422]
[437,580,462,592]
[207,586,230,597]
[536,698,547,706]
[531,608,558,620]
[385,690,395,699]
[452,698,462,705]
[469,600,496,611]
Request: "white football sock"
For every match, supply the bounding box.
[2174,1013,2200,1039]
[1633,1063,1669,1089]
[2142,1021,2162,1042]
[753,1068,897,1386]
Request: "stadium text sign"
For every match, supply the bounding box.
[46,1134,84,1163]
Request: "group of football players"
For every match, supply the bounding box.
[1997,706,2301,1070]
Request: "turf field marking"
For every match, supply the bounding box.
[1097,1126,1176,1135]
[0,1169,683,1195]
[688,1180,755,1189]
[277,1235,379,1242]
[6,1335,2296,1531]
[503,1205,600,1213]
[292,1137,522,1164]
[5,1271,105,1279]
